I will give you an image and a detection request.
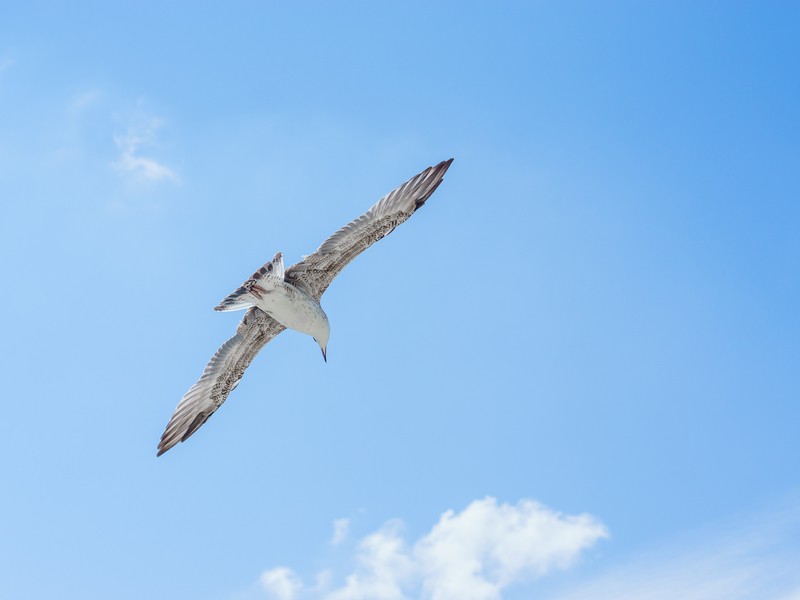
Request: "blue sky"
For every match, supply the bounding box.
[1,2,799,599]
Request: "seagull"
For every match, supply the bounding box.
[157,158,454,456]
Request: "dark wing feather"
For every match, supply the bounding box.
[157,308,285,456]
[284,159,453,299]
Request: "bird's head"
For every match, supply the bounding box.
[313,319,330,364]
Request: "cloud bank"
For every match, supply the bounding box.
[260,497,608,600]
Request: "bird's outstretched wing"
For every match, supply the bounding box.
[157,308,285,456]
[158,159,453,456]
[284,158,453,299]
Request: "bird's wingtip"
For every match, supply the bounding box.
[431,158,454,180]
[438,157,454,171]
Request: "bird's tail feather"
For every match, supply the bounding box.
[214,287,256,311]
[213,252,284,312]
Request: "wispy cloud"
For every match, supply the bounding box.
[113,117,179,183]
[547,502,800,600]
[259,497,608,600]
[261,568,305,600]
[331,518,350,546]
[68,89,103,113]
[325,519,415,600]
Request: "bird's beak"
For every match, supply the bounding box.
[321,347,327,363]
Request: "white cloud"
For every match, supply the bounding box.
[327,520,416,600]
[113,117,178,183]
[258,498,608,600]
[331,518,350,546]
[261,567,304,600]
[416,498,607,600]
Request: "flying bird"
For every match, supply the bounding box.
[157,158,454,456]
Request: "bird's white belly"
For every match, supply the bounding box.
[253,283,327,337]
